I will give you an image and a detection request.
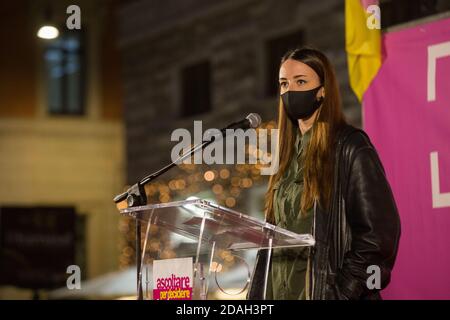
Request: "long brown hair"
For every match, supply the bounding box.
[265,47,347,224]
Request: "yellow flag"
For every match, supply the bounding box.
[345,0,381,102]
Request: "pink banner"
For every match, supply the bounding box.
[363,17,450,299]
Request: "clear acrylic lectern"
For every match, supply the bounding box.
[120,199,315,300]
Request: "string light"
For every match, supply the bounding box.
[119,121,276,268]
[225,197,236,207]
[159,193,171,203]
[176,179,186,190]
[168,180,177,190]
[204,170,215,181]
[212,184,224,194]
[231,177,240,187]
[219,168,230,179]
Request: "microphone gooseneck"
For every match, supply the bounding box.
[114,113,263,205]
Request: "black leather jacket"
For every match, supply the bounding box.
[247,124,401,300]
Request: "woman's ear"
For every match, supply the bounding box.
[317,87,325,100]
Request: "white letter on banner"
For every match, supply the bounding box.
[430,152,450,208]
[427,42,450,209]
[427,41,450,102]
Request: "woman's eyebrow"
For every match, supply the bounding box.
[279,74,307,80]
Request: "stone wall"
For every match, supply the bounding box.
[117,0,360,184]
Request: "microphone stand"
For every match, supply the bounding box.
[114,134,221,300]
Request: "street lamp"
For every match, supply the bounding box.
[37,5,59,40]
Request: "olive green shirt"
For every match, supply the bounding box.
[267,128,314,300]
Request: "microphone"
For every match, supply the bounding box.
[204,113,262,141]
[224,113,262,130]
[113,113,263,205]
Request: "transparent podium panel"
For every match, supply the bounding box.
[120,199,315,300]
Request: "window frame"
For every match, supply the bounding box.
[43,27,86,116]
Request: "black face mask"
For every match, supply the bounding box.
[281,86,324,123]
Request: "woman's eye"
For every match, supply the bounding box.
[297,80,306,85]
[280,82,288,88]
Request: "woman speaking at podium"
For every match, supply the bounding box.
[248,47,401,300]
